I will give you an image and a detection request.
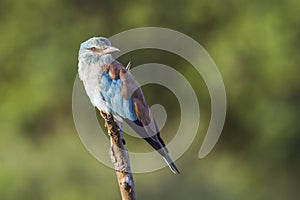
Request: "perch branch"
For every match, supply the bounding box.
[100,111,137,200]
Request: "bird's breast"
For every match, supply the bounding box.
[78,62,110,112]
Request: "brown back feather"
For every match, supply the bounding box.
[109,60,151,125]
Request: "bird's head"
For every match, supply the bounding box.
[78,37,119,65]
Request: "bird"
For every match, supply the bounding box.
[78,37,180,174]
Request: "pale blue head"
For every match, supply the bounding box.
[78,37,119,65]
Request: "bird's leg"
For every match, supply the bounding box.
[100,111,114,135]
[100,111,126,145]
[100,110,111,121]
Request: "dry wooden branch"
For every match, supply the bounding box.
[100,111,137,200]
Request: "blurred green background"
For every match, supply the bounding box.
[1,0,299,199]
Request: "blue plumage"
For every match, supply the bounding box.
[99,72,137,121]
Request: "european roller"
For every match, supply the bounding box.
[78,37,180,174]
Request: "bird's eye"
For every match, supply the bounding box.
[90,47,97,51]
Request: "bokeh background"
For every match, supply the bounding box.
[1,0,299,199]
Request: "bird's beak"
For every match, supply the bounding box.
[102,46,120,54]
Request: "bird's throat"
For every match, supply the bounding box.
[101,54,114,65]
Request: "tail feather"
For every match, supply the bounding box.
[124,118,180,174]
[158,147,180,174]
[162,154,180,174]
[147,137,180,174]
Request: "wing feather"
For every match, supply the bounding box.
[109,60,179,173]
